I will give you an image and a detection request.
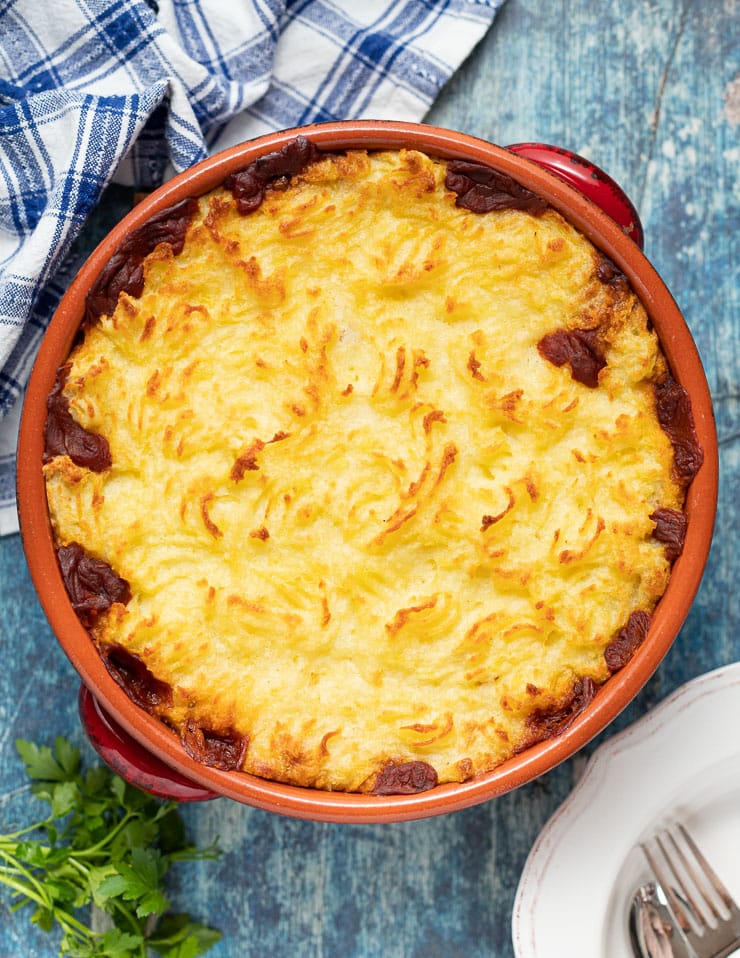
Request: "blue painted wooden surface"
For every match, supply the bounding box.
[1,1,738,955]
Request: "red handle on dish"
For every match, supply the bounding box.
[77,142,643,804]
[506,143,644,249]
[78,685,217,802]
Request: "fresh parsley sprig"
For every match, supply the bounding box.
[0,736,222,957]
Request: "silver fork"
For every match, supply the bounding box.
[641,823,740,958]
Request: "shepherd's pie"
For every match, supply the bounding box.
[42,140,702,793]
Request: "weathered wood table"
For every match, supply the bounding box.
[1,1,737,955]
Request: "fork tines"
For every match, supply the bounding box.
[641,823,740,957]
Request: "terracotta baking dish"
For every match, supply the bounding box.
[16,121,718,822]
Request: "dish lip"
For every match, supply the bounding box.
[511,661,740,957]
[16,119,719,822]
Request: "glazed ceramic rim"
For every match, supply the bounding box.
[17,120,718,823]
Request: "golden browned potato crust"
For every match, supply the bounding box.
[44,149,684,792]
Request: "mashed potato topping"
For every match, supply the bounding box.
[43,147,687,792]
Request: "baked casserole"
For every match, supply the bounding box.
[42,139,702,794]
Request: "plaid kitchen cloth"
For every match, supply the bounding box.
[0,0,506,535]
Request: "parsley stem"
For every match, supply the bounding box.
[0,849,50,905]
[0,868,48,909]
[0,818,50,841]
[0,866,92,941]
[73,810,136,859]
[170,843,221,862]
[111,897,145,934]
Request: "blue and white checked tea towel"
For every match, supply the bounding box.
[0,0,506,535]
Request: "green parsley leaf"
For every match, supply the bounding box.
[15,739,73,783]
[0,737,222,957]
[148,914,222,958]
[98,928,146,957]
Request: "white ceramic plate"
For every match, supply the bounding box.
[512,662,740,957]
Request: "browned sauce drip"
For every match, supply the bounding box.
[650,507,688,562]
[524,676,596,740]
[57,542,131,627]
[44,364,111,470]
[372,760,439,795]
[181,719,248,771]
[604,609,652,673]
[596,256,627,286]
[224,135,324,215]
[445,160,549,215]
[102,644,173,712]
[85,196,199,324]
[655,378,704,484]
[537,327,606,388]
